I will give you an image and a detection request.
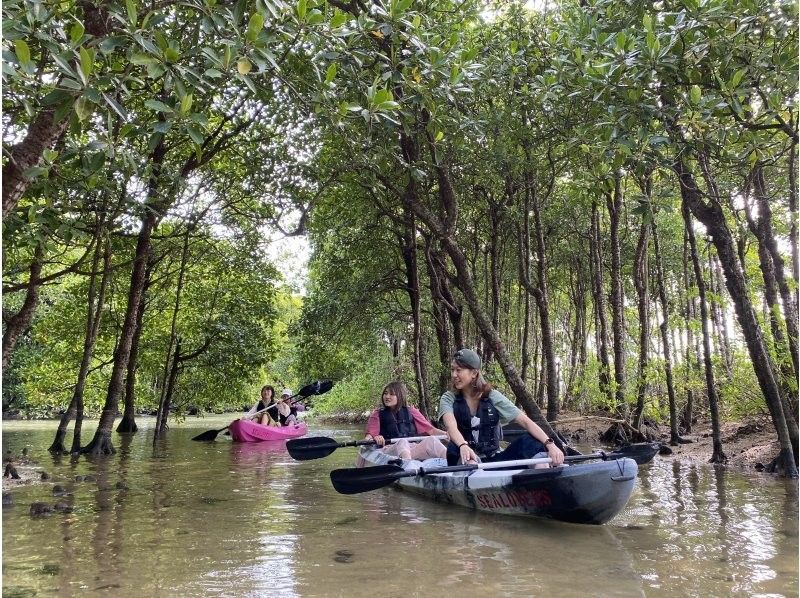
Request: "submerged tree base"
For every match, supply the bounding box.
[116,418,138,434]
[80,435,116,456]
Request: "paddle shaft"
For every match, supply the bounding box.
[286,434,448,460]
[398,450,640,475]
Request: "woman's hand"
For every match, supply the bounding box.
[373,434,386,447]
[459,443,478,465]
[546,441,565,466]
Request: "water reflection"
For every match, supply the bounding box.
[1,420,797,597]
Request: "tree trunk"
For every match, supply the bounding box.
[424,236,453,394]
[676,157,797,474]
[788,141,798,303]
[2,108,69,218]
[2,245,44,369]
[682,198,726,461]
[154,229,191,438]
[750,165,799,381]
[518,173,560,420]
[632,220,650,429]
[399,204,430,418]
[681,234,696,433]
[49,237,111,454]
[709,255,734,380]
[155,340,181,437]
[651,218,684,444]
[605,177,627,418]
[590,201,614,407]
[116,261,152,435]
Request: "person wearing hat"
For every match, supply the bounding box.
[275,388,299,426]
[437,348,565,467]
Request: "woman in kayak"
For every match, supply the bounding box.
[438,348,565,467]
[363,381,447,460]
[246,385,279,426]
[275,388,299,426]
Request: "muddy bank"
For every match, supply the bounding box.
[550,411,780,472]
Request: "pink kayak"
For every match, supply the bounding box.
[228,420,308,442]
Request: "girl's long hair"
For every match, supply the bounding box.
[380,381,408,411]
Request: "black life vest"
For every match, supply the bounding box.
[378,406,418,440]
[453,393,501,457]
[255,399,274,413]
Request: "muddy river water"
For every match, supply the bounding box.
[2,417,797,597]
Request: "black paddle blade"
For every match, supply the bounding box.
[297,381,319,397]
[316,379,334,394]
[330,464,409,495]
[191,427,224,442]
[616,442,659,464]
[286,436,339,461]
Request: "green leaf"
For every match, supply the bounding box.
[435,131,444,142]
[131,53,158,65]
[60,77,84,90]
[23,166,49,179]
[69,21,85,45]
[330,10,347,28]
[74,96,92,121]
[643,14,653,32]
[325,62,337,83]
[690,85,701,104]
[297,0,307,20]
[126,0,138,26]
[246,13,264,42]
[307,9,324,25]
[102,93,128,119]
[374,88,392,104]
[164,47,180,62]
[730,68,746,89]
[14,40,31,67]
[180,93,193,114]
[144,99,174,113]
[186,124,205,145]
[99,36,127,54]
[79,47,94,79]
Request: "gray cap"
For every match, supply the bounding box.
[453,348,481,370]
[281,388,292,397]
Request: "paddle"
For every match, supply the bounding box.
[330,447,654,495]
[500,427,657,463]
[191,379,334,441]
[286,434,448,461]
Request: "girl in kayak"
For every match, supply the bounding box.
[363,381,447,460]
[438,348,565,467]
[275,389,299,426]
[246,385,279,426]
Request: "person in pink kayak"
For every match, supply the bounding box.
[363,381,447,460]
[246,385,279,426]
[275,388,299,426]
